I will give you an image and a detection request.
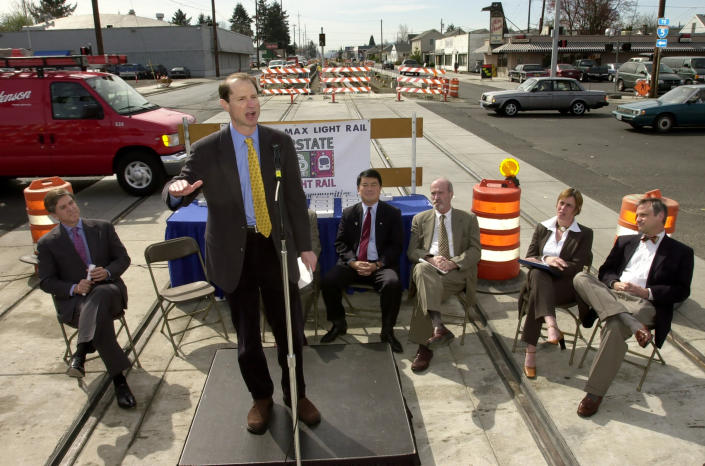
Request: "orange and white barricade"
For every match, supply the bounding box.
[260,66,311,103]
[396,67,448,102]
[320,66,371,103]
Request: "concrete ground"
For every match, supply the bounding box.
[0,75,703,465]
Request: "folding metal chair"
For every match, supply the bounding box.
[145,236,229,355]
[578,320,665,392]
[56,311,141,369]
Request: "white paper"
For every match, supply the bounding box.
[297,258,313,289]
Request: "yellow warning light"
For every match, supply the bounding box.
[499,158,519,177]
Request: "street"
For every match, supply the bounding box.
[421,79,705,258]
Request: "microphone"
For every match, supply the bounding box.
[272,144,282,180]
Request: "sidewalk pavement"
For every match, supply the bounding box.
[0,89,703,465]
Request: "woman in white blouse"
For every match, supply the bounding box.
[518,188,593,378]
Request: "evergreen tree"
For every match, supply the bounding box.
[229,3,252,36]
[254,0,268,44]
[369,35,375,47]
[261,1,289,49]
[0,10,33,31]
[28,0,76,22]
[171,9,191,26]
[197,13,213,26]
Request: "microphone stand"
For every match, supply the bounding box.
[273,145,302,466]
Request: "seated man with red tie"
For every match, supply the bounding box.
[37,188,136,409]
[320,169,404,352]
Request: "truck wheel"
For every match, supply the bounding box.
[654,114,674,133]
[570,101,586,116]
[116,151,165,196]
[617,79,625,91]
[503,101,519,117]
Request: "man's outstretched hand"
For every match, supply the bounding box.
[168,179,203,197]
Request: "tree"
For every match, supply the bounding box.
[0,1,32,32]
[397,24,409,43]
[368,35,375,47]
[197,13,213,26]
[229,3,252,36]
[446,24,456,33]
[171,9,191,26]
[254,0,268,45]
[410,47,422,63]
[261,1,289,49]
[546,0,634,35]
[28,0,76,22]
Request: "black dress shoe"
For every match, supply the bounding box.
[581,307,598,329]
[67,355,85,378]
[115,382,137,409]
[320,321,347,343]
[381,331,403,353]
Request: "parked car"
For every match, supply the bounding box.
[480,77,608,116]
[508,64,548,83]
[169,66,191,79]
[660,56,705,84]
[382,60,394,70]
[615,61,683,93]
[117,63,149,80]
[612,84,705,132]
[573,59,609,81]
[555,64,581,80]
[146,64,168,79]
[400,59,420,76]
[606,63,622,82]
[0,62,196,195]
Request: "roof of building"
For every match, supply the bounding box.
[443,28,466,37]
[31,13,174,30]
[393,42,411,53]
[411,29,442,41]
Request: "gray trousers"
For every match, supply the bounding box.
[573,272,656,396]
[68,284,130,377]
[408,262,467,345]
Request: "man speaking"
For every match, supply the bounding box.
[163,73,320,434]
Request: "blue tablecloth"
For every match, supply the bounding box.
[165,194,432,295]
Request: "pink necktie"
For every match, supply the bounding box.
[358,207,371,261]
[71,227,89,265]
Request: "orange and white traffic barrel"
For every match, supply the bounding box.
[616,189,678,237]
[473,178,521,280]
[450,78,459,97]
[24,177,73,245]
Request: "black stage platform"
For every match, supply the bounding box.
[179,343,419,465]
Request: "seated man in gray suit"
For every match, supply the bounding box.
[37,188,136,409]
[407,177,481,371]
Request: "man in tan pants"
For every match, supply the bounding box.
[573,197,693,417]
[407,177,481,371]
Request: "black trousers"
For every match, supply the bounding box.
[225,230,306,401]
[321,264,402,331]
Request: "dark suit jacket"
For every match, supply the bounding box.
[598,234,693,347]
[162,124,311,293]
[519,222,594,316]
[407,208,481,304]
[335,201,403,271]
[37,219,130,323]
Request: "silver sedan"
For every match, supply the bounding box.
[480,77,609,117]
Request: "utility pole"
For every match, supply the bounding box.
[539,0,546,34]
[91,0,104,54]
[527,0,531,33]
[649,0,666,98]
[549,0,560,77]
[255,0,260,67]
[320,26,324,65]
[211,0,220,77]
[440,19,444,34]
[380,19,383,61]
[293,24,296,55]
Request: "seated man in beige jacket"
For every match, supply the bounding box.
[407,177,481,371]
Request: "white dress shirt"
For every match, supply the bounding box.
[540,216,581,258]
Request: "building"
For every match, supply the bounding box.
[0,12,254,77]
[433,28,489,71]
[680,14,705,35]
[410,29,443,65]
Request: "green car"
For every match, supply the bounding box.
[612,84,705,132]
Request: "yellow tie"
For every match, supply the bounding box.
[245,138,271,237]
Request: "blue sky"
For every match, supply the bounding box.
[4,0,702,50]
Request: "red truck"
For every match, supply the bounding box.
[0,55,195,195]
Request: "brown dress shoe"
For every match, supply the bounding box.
[635,327,653,348]
[297,397,321,426]
[411,345,433,372]
[426,327,455,350]
[247,397,273,434]
[577,393,603,418]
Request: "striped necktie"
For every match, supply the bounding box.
[245,137,271,237]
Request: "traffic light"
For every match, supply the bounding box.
[621,42,631,51]
[319,33,325,47]
[605,43,614,52]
